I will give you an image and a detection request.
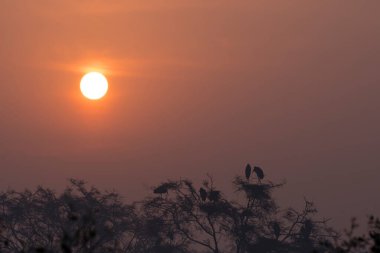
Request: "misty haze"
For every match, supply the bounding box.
[0,1,379,253]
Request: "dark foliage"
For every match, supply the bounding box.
[319,216,380,253]
[0,165,342,253]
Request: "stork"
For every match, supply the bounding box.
[208,190,220,202]
[253,166,264,182]
[199,187,207,201]
[301,219,313,239]
[153,184,168,196]
[245,164,252,181]
[273,222,281,240]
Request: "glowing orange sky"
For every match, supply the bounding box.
[0,1,380,229]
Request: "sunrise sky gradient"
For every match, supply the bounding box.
[1,1,379,229]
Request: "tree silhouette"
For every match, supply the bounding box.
[0,179,138,253]
[320,216,380,253]
[0,165,339,253]
[142,171,336,253]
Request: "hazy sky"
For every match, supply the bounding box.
[1,1,379,229]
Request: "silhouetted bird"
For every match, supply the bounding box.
[273,222,281,240]
[199,187,207,201]
[153,185,168,195]
[153,182,177,196]
[301,219,313,239]
[253,166,264,182]
[208,190,221,202]
[245,164,252,180]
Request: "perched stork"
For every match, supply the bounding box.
[273,222,281,240]
[153,182,177,196]
[245,164,252,180]
[208,190,221,202]
[301,219,313,239]
[153,184,168,195]
[253,166,264,182]
[199,187,207,201]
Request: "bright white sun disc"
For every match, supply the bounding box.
[80,72,108,100]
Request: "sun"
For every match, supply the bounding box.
[80,72,108,100]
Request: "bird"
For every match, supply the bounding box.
[208,190,221,202]
[245,164,252,180]
[199,187,207,201]
[301,219,313,239]
[253,166,264,182]
[273,222,281,240]
[153,184,168,195]
[153,182,177,196]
